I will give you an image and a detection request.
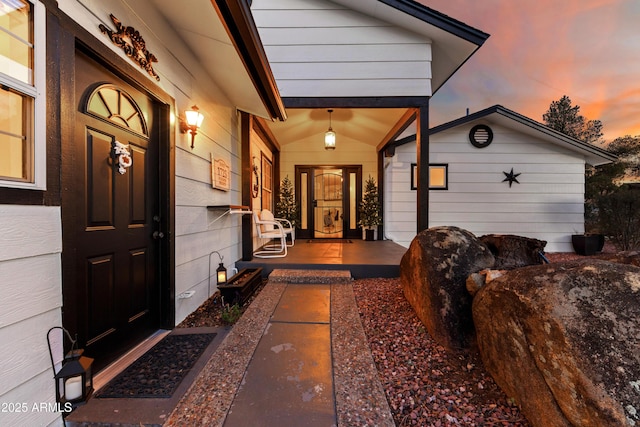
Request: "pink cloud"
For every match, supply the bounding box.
[422,0,639,141]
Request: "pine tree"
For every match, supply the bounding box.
[542,95,604,144]
[358,175,381,228]
[275,175,298,227]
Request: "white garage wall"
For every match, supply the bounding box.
[385,122,586,252]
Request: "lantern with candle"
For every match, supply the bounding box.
[47,327,94,410]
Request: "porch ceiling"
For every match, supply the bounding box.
[265,108,410,147]
[147,0,276,119]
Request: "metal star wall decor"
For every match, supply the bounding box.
[502,168,521,187]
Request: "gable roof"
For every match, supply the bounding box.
[332,0,490,92]
[430,105,617,166]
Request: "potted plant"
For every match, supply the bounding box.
[571,233,604,256]
[275,175,298,243]
[358,175,382,240]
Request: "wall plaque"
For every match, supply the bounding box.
[211,155,230,191]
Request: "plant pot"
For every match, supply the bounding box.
[218,267,263,305]
[571,234,603,256]
[365,229,375,241]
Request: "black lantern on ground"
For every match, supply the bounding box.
[47,327,94,409]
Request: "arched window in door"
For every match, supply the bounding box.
[85,84,148,136]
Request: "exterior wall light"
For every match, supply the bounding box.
[180,105,204,149]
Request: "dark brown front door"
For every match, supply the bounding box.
[63,50,163,369]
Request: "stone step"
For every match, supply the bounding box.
[268,269,352,284]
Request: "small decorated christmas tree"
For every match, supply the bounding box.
[358,175,381,229]
[275,175,298,227]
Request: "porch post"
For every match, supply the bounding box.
[416,101,429,232]
[377,149,385,240]
[240,112,253,261]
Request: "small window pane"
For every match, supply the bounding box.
[0,87,32,180]
[411,163,448,190]
[87,86,147,135]
[0,0,33,85]
[0,132,26,179]
[429,165,448,190]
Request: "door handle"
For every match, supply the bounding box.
[153,231,165,239]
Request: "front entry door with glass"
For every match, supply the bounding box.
[296,166,362,240]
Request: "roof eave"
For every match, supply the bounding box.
[212,0,287,121]
[430,105,617,166]
[376,0,490,46]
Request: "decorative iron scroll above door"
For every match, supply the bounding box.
[99,14,160,81]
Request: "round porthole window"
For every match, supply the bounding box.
[469,124,493,148]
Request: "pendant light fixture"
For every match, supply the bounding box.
[324,109,336,150]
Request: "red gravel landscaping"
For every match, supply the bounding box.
[353,278,530,427]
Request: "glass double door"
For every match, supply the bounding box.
[295,166,362,239]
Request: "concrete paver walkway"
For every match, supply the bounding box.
[224,285,335,426]
[166,269,394,427]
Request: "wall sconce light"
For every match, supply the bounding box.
[324,109,336,150]
[180,105,204,149]
[47,327,94,411]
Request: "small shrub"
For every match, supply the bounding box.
[597,187,640,250]
[221,303,242,324]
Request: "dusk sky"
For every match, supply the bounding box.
[420,0,640,143]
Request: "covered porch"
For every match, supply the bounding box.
[237,239,407,279]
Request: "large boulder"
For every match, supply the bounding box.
[595,250,640,267]
[400,226,495,351]
[479,234,547,269]
[473,260,640,427]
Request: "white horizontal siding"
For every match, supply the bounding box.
[0,369,62,427]
[384,123,587,252]
[0,254,62,328]
[0,308,61,398]
[259,25,427,45]
[265,44,430,63]
[271,61,430,80]
[252,0,432,97]
[0,205,62,262]
[0,206,63,426]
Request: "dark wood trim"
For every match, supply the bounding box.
[253,116,281,152]
[213,0,286,121]
[376,0,489,46]
[416,103,430,232]
[283,96,431,109]
[0,4,62,206]
[273,150,281,202]
[295,164,362,240]
[377,150,385,240]
[240,112,254,261]
[376,108,417,152]
[158,101,176,329]
[252,117,282,202]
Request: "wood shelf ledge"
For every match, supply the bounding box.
[207,205,253,227]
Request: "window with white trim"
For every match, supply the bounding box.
[0,0,46,190]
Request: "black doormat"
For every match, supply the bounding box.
[306,239,353,243]
[96,333,216,399]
